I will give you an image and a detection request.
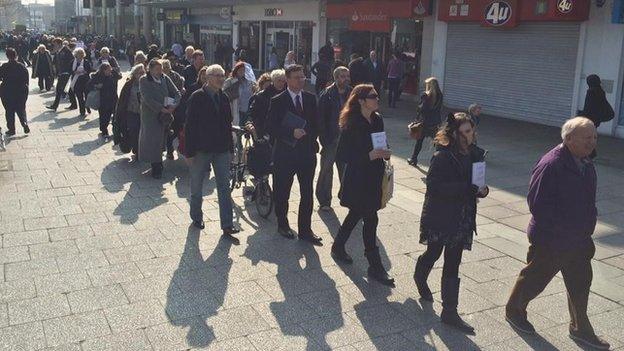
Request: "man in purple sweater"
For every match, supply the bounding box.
[505,117,609,350]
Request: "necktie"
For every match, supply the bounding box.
[295,95,303,116]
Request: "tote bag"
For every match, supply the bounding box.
[380,159,394,209]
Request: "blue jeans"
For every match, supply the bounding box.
[189,151,233,229]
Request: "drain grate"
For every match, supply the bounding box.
[0,160,12,172]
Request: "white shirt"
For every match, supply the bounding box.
[287,87,303,111]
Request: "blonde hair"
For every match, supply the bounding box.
[73,48,85,58]
[37,44,47,52]
[134,50,147,63]
[100,47,110,55]
[561,117,595,141]
[333,66,349,80]
[205,64,225,76]
[130,64,145,78]
[425,77,440,95]
[161,59,172,71]
[270,69,286,81]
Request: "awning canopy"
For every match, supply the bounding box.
[139,0,304,9]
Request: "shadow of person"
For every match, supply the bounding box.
[243,228,343,350]
[48,114,84,130]
[68,138,107,156]
[317,207,341,237]
[164,226,240,349]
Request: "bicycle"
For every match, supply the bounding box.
[230,125,273,218]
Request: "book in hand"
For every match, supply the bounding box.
[371,132,388,150]
[281,110,307,147]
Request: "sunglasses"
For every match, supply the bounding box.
[365,93,379,100]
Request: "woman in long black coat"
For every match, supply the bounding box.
[581,74,614,128]
[86,62,122,137]
[333,84,394,286]
[414,112,489,334]
[32,44,54,92]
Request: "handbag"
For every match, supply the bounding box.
[85,89,100,110]
[158,112,174,126]
[380,159,394,209]
[408,121,424,140]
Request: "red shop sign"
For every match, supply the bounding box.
[349,8,392,32]
[482,0,520,27]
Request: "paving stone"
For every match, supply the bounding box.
[23,216,69,231]
[0,245,30,264]
[2,229,49,247]
[145,318,216,350]
[43,310,111,347]
[4,257,59,281]
[56,250,109,273]
[7,294,71,325]
[75,233,124,252]
[81,329,152,351]
[0,321,47,351]
[0,279,36,303]
[351,333,418,351]
[87,262,143,287]
[299,313,370,349]
[48,225,94,241]
[203,305,272,341]
[247,327,325,351]
[103,244,156,265]
[162,290,220,321]
[29,240,80,260]
[35,270,92,296]
[66,284,129,314]
[0,303,7,327]
[121,275,178,303]
[103,299,168,334]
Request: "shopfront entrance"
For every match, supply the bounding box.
[265,25,294,68]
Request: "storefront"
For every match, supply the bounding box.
[232,1,321,75]
[162,9,188,47]
[438,0,590,125]
[326,0,432,94]
[188,8,233,70]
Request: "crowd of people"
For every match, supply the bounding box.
[0,30,616,350]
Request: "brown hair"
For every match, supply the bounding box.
[434,112,475,149]
[338,84,375,130]
[257,73,271,90]
[231,61,246,78]
[192,50,204,59]
[197,66,209,84]
[285,64,304,78]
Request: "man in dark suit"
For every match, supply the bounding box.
[364,50,384,94]
[267,65,322,245]
[47,40,74,111]
[0,48,30,136]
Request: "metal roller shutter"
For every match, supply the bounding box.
[444,22,580,125]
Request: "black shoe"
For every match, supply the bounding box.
[65,105,77,110]
[441,277,474,334]
[414,256,434,302]
[407,158,418,167]
[223,227,240,236]
[505,308,536,335]
[23,125,30,134]
[299,231,323,245]
[569,329,610,350]
[166,151,174,160]
[46,105,57,111]
[365,247,395,286]
[5,130,16,136]
[331,242,353,264]
[278,226,296,239]
[192,220,205,229]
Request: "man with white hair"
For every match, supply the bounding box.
[184,64,240,237]
[505,117,609,350]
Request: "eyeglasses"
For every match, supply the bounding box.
[365,94,379,100]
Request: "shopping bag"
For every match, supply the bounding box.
[381,159,394,209]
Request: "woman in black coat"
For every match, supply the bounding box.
[414,112,489,334]
[86,62,122,137]
[333,84,394,286]
[408,77,443,166]
[581,74,614,128]
[68,48,93,117]
[32,44,55,92]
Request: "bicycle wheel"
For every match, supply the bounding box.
[255,179,273,218]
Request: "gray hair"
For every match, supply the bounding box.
[270,69,286,81]
[134,50,147,63]
[37,44,47,52]
[160,59,171,71]
[205,64,225,76]
[561,117,595,141]
[468,103,481,114]
[333,66,349,80]
[130,64,145,78]
[73,47,85,58]
[100,47,110,55]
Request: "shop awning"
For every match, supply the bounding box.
[140,0,306,9]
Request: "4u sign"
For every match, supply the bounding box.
[484,1,512,26]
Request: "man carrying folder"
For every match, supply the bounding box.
[267,65,322,244]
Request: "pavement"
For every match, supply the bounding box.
[1,58,624,351]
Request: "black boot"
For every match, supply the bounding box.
[414,256,434,301]
[365,247,395,286]
[441,277,474,334]
[331,229,353,264]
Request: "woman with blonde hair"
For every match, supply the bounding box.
[134,51,148,69]
[408,77,443,167]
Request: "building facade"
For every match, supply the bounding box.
[0,0,29,31]
[27,3,55,31]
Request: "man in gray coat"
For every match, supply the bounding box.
[316,66,351,211]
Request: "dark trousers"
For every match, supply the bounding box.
[126,112,140,154]
[69,87,88,115]
[419,242,463,279]
[50,74,70,108]
[506,242,595,335]
[273,157,317,233]
[1,99,28,133]
[387,77,401,107]
[166,123,182,155]
[99,108,114,134]
[411,127,436,162]
[337,209,379,251]
[38,76,53,91]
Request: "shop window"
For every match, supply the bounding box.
[238,21,260,69]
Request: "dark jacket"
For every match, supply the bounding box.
[249,84,280,138]
[54,46,74,75]
[420,144,487,236]
[184,87,233,157]
[527,144,597,249]
[336,112,385,212]
[0,60,29,103]
[364,58,384,88]
[114,77,140,146]
[70,58,93,91]
[420,92,443,130]
[267,89,319,162]
[32,51,54,78]
[581,75,614,127]
[348,57,367,86]
[98,55,119,70]
[183,64,199,90]
[173,81,202,130]
[86,70,122,110]
[318,83,352,146]
[311,60,332,85]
